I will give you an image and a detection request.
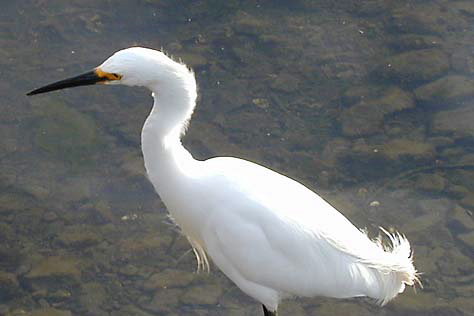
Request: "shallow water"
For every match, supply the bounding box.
[1,1,473,315]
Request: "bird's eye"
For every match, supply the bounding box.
[111,73,122,80]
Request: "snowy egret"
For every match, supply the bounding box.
[28,47,418,315]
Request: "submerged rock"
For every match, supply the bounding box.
[451,48,474,75]
[252,98,270,109]
[432,104,474,136]
[394,290,445,311]
[0,191,35,214]
[0,245,22,271]
[460,194,474,210]
[23,307,72,316]
[452,1,474,16]
[56,176,93,202]
[375,86,416,112]
[415,174,446,193]
[314,301,368,316]
[321,138,351,163]
[142,268,194,291]
[42,211,58,222]
[56,225,100,248]
[446,184,470,200]
[180,283,223,305]
[278,301,306,316]
[437,248,473,276]
[118,233,171,261]
[458,231,474,248]
[21,183,50,201]
[376,49,449,83]
[414,75,474,105]
[139,288,181,313]
[80,282,107,314]
[0,272,21,300]
[114,305,154,316]
[389,5,466,35]
[25,256,80,281]
[342,84,383,106]
[401,211,444,235]
[178,52,208,68]
[32,100,104,165]
[232,11,270,37]
[379,139,434,161]
[340,87,415,136]
[448,205,474,232]
[48,289,71,302]
[341,109,379,136]
[0,305,8,315]
[270,73,300,93]
[389,34,442,51]
[118,264,150,278]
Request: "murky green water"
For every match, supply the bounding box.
[1,1,473,315]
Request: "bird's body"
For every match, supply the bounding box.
[28,47,418,314]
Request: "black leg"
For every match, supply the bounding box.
[262,305,277,316]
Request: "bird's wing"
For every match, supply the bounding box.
[200,157,383,298]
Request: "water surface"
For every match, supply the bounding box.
[1,1,473,315]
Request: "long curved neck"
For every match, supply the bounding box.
[141,78,198,190]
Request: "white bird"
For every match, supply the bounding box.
[28,47,418,315]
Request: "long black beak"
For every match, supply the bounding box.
[27,70,107,96]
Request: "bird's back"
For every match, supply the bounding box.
[193,156,416,307]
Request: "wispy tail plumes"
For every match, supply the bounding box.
[360,228,420,305]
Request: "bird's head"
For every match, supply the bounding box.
[27,47,191,96]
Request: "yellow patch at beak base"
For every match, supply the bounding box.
[95,68,122,81]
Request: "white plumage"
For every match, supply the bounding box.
[28,47,419,315]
